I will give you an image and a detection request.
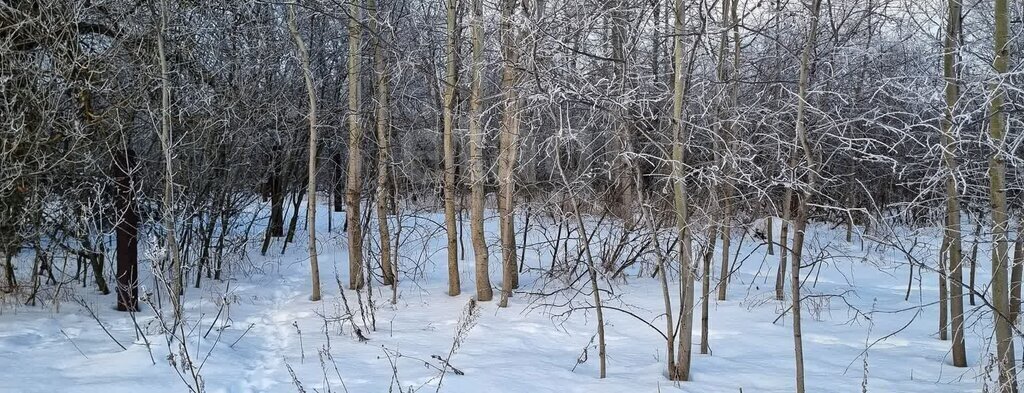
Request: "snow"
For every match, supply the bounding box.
[0,202,1007,392]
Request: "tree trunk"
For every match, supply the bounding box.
[789,0,823,390]
[370,0,395,286]
[114,149,139,312]
[701,225,718,354]
[469,0,492,302]
[608,0,634,227]
[938,226,949,340]
[715,0,739,302]
[555,137,606,379]
[1010,230,1022,322]
[288,4,322,301]
[269,156,285,237]
[346,0,366,290]
[334,152,345,212]
[988,0,1016,387]
[777,186,792,300]
[671,0,696,379]
[940,0,966,365]
[636,170,675,378]
[497,0,522,307]
[790,192,810,393]
[157,0,182,313]
[443,0,461,296]
[970,218,980,305]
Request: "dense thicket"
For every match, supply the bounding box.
[1,0,1022,389]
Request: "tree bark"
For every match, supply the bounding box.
[789,0,823,390]
[777,186,792,300]
[346,0,366,290]
[497,0,522,307]
[715,0,739,302]
[370,0,395,286]
[443,0,461,296]
[988,0,1016,387]
[156,0,182,314]
[114,149,139,312]
[287,4,322,301]
[701,224,718,354]
[469,0,492,302]
[671,0,696,379]
[938,225,949,340]
[1010,230,1022,322]
[940,0,965,364]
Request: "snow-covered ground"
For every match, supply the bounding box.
[0,202,1009,392]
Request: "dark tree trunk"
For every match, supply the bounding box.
[268,145,285,237]
[115,149,139,311]
[334,152,345,212]
[269,173,285,237]
[89,241,109,295]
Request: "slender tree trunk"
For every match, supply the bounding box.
[114,149,139,312]
[970,218,980,305]
[497,0,522,307]
[938,225,949,340]
[717,220,730,301]
[988,0,1016,387]
[443,0,461,296]
[790,192,810,393]
[370,0,394,286]
[469,0,492,302]
[288,5,322,301]
[156,0,181,313]
[777,186,792,300]
[636,170,675,378]
[555,138,606,379]
[715,0,739,302]
[1010,229,1022,322]
[671,0,696,379]
[334,153,345,212]
[346,0,365,290]
[789,0,823,390]
[609,0,635,227]
[940,0,965,364]
[270,158,285,237]
[701,224,718,354]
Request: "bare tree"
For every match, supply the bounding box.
[443,0,462,296]
[287,4,322,301]
[987,0,1015,388]
[468,0,493,302]
[157,0,182,315]
[497,0,523,307]
[346,0,366,290]
[370,0,395,286]
[671,0,696,380]
[788,0,825,391]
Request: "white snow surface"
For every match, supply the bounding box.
[0,203,1008,392]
